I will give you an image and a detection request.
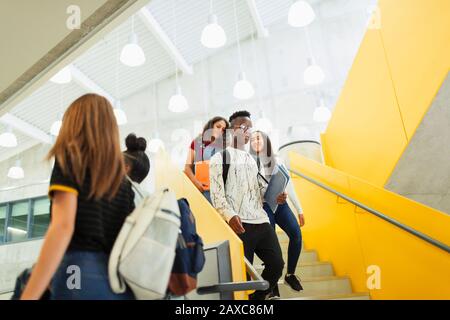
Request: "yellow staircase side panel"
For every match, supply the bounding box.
[290,152,450,299]
[378,0,450,140]
[323,29,408,186]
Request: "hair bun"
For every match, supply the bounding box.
[125,133,147,152]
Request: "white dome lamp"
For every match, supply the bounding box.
[148,132,165,153]
[288,0,316,28]
[50,119,63,136]
[201,14,227,49]
[304,58,325,86]
[120,16,146,67]
[8,160,24,179]
[50,65,72,84]
[0,126,18,148]
[114,101,128,126]
[233,72,255,100]
[313,99,332,123]
[50,112,63,137]
[168,85,189,113]
[232,0,255,101]
[255,111,273,133]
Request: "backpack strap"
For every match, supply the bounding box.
[222,149,230,187]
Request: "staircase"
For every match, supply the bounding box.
[254,231,371,300]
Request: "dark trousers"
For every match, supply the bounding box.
[264,202,302,274]
[238,223,284,295]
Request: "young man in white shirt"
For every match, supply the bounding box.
[209,110,285,300]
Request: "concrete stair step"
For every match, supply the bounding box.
[253,249,318,265]
[283,293,371,300]
[279,240,304,252]
[0,291,12,300]
[277,276,352,299]
[254,261,334,278]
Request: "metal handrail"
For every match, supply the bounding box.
[279,140,321,151]
[289,168,450,254]
[196,258,269,296]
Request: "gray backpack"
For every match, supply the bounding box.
[108,181,181,300]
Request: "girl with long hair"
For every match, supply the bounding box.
[21,94,135,300]
[184,116,229,202]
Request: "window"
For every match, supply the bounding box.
[31,198,50,238]
[0,205,6,244]
[7,201,29,243]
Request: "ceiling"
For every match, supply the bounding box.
[0,0,373,164]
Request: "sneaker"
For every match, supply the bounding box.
[266,292,281,300]
[284,274,303,291]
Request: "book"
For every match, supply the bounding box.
[263,164,290,212]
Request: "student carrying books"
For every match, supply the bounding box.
[250,130,305,295]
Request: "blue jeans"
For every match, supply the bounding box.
[51,250,135,300]
[263,203,302,274]
[202,190,212,204]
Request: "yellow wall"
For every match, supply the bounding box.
[322,0,450,186]
[154,152,247,300]
[290,152,450,299]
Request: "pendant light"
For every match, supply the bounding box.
[114,101,128,125]
[50,119,62,136]
[114,34,128,125]
[255,116,273,133]
[50,86,64,136]
[50,65,72,84]
[304,58,325,85]
[168,0,189,113]
[148,134,165,153]
[201,0,227,48]
[288,0,316,28]
[8,160,24,179]
[303,27,325,86]
[232,0,254,100]
[168,85,189,113]
[120,16,146,67]
[233,72,255,100]
[0,126,18,148]
[313,99,331,123]
[149,84,165,153]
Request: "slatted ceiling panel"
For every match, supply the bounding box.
[74,16,174,100]
[10,82,87,134]
[255,0,292,27]
[147,0,256,66]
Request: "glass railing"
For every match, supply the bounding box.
[0,196,49,245]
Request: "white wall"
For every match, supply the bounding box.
[0,239,43,294]
[0,144,51,203]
